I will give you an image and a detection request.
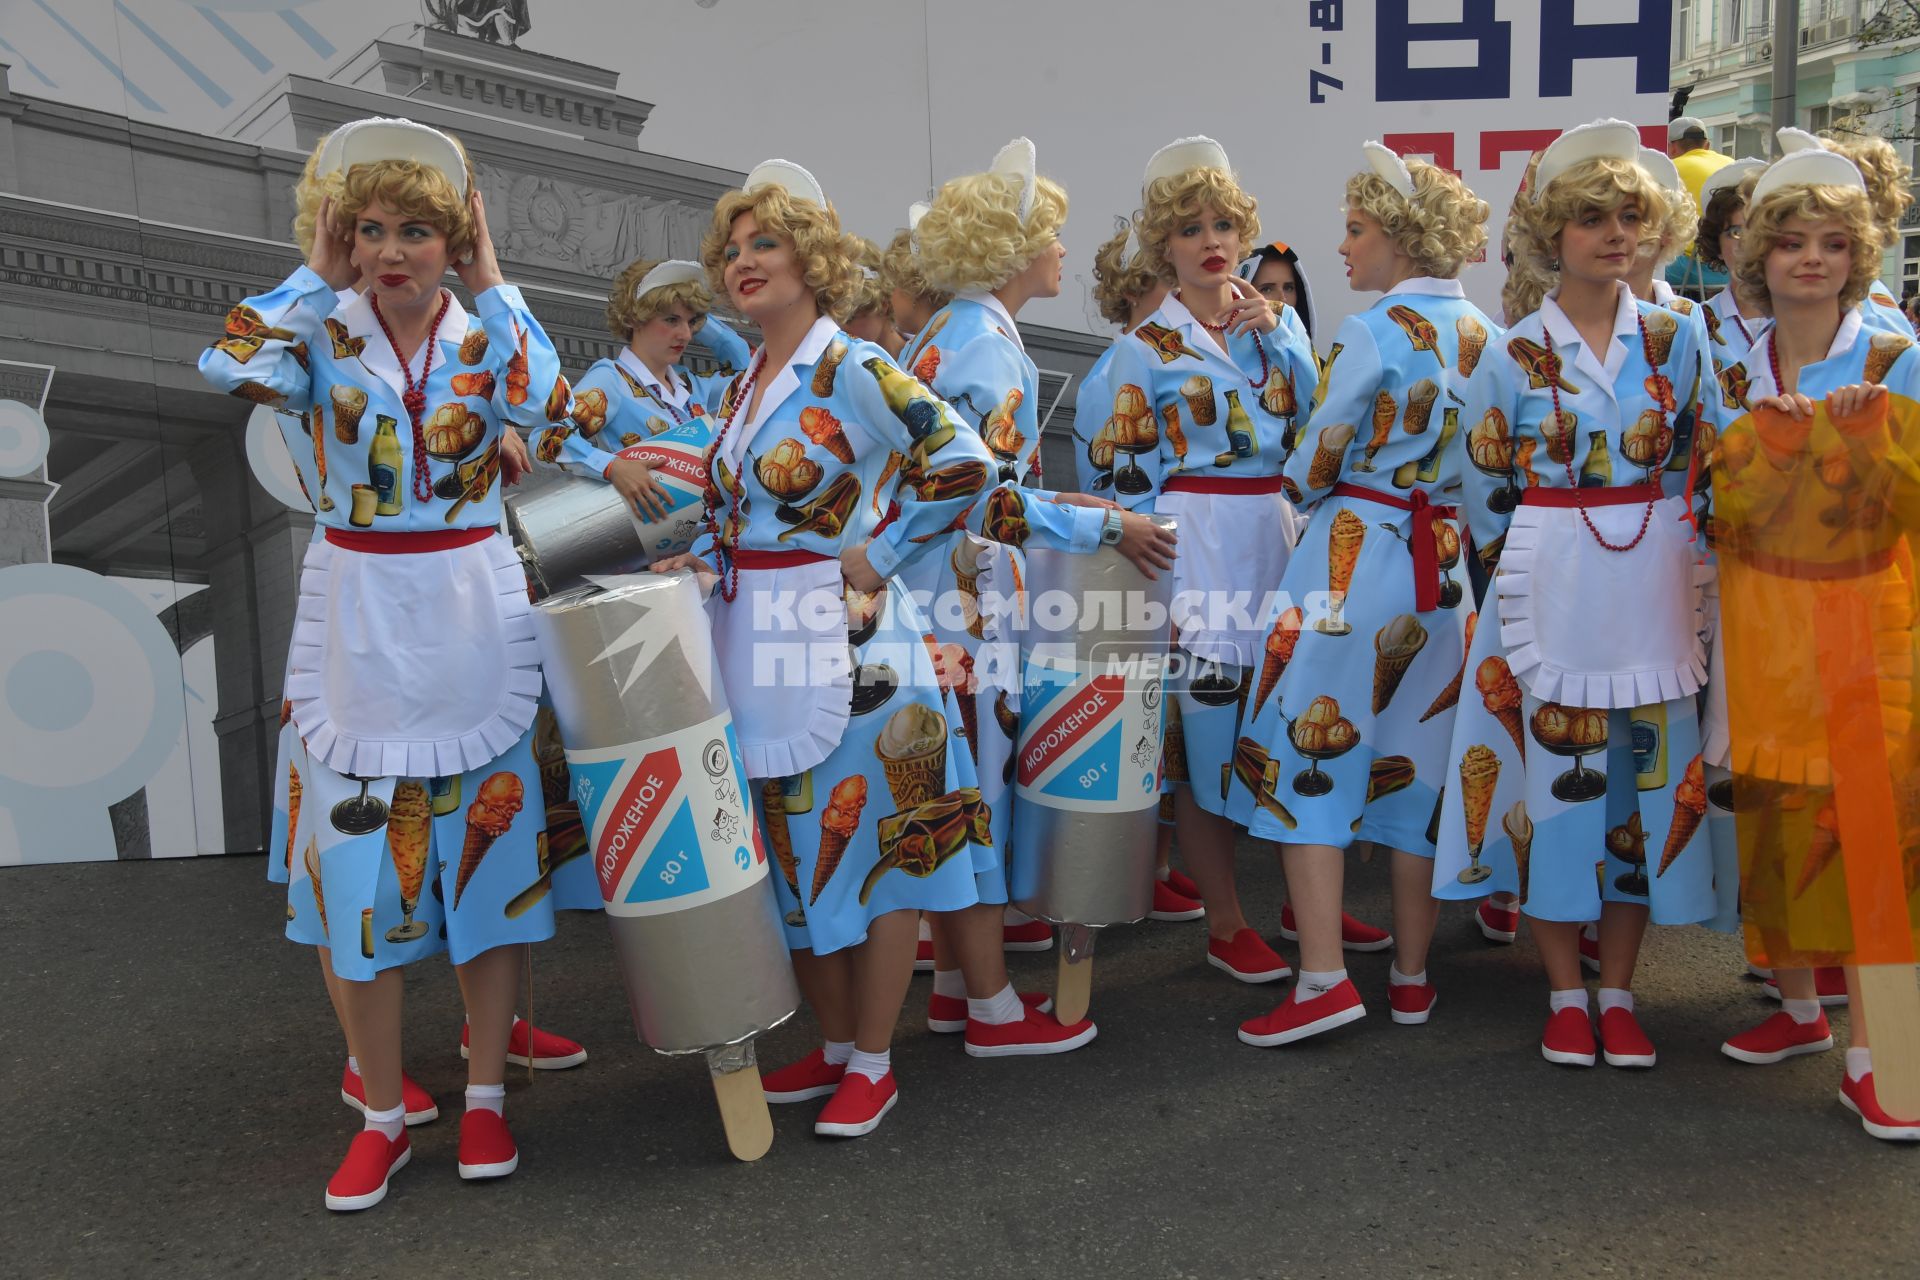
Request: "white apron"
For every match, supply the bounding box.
[1495,492,1710,708]
[1155,486,1302,668]
[286,533,544,778]
[709,558,852,780]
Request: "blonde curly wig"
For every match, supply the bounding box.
[1825,133,1913,239]
[1505,156,1670,321]
[914,171,1068,294]
[602,256,712,341]
[1732,182,1885,313]
[298,130,479,262]
[1090,223,1158,327]
[1138,167,1261,283]
[700,184,864,323]
[879,227,951,310]
[1343,158,1490,279]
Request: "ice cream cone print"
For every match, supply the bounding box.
[1475,656,1525,754]
[1420,610,1476,722]
[1656,756,1707,877]
[800,405,855,463]
[1254,606,1306,715]
[1864,331,1913,384]
[505,328,531,406]
[1458,744,1501,854]
[330,385,367,444]
[1456,316,1487,377]
[955,651,979,762]
[1309,423,1357,491]
[1371,614,1428,714]
[1404,379,1438,435]
[760,780,801,898]
[1503,801,1533,901]
[876,704,949,808]
[304,837,327,935]
[812,339,849,397]
[1643,310,1677,366]
[812,776,868,903]
[1319,508,1367,633]
[456,773,524,907]
[285,763,302,877]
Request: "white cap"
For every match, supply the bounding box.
[743,158,825,208]
[1637,146,1684,194]
[1699,158,1767,204]
[1751,147,1868,205]
[907,200,931,231]
[1143,136,1231,193]
[633,260,705,300]
[1534,119,1642,197]
[1777,127,1824,156]
[317,117,467,195]
[1362,140,1415,199]
[1668,116,1709,141]
[991,136,1037,221]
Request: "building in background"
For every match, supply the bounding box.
[1671,0,1920,294]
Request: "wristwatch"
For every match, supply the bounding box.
[1100,508,1125,546]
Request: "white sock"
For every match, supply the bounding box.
[465,1082,505,1116]
[1155,865,1171,882]
[1847,1047,1872,1081]
[917,918,931,942]
[1581,922,1599,942]
[822,1039,854,1067]
[1389,965,1427,987]
[931,968,966,999]
[846,1047,891,1084]
[362,1100,405,1140]
[1549,988,1590,1013]
[968,983,1025,1026]
[1004,906,1035,926]
[1297,968,1347,997]
[346,1055,360,1077]
[1597,987,1634,1015]
[1782,997,1823,1026]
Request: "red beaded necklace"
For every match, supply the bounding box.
[1174,289,1270,390]
[370,291,452,504]
[701,348,767,604]
[1540,308,1661,553]
[1765,329,1789,399]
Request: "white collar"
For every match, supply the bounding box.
[957,291,1025,353]
[725,313,842,470]
[1386,276,1466,300]
[1748,308,1867,399]
[1650,279,1677,305]
[337,287,472,407]
[1159,291,1231,363]
[615,346,688,408]
[1539,281,1638,393]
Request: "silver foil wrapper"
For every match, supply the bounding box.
[533,573,798,1055]
[1010,516,1176,927]
[507,471,704,601]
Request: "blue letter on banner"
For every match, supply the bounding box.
[1539,0,1672,96]
[1374,0,1510,102]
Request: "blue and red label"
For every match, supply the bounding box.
[1016,664,1163,814]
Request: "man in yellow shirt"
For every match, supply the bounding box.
[1669,117,1732,208]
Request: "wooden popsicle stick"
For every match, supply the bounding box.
[1858,966,1920,1119]
[710,1063,774,1162]
[1055,950,1093,1025]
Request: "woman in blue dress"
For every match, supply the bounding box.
[653,159,1166,1137]
[201,117,586,1209]
[1228,143,1493,1046]
[1100,136,1318,986]
[1430,120,1720,1072]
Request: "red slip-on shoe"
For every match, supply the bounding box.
[1150,879,1205,922]
[1278,904,1394,952]
[1598,1006,1657,1069]
[341,1066,439,1126]
[1540,1007,1597,1067]
[1721,1011,1835,1065]
[1839,1072,1920,1142]
[325,1130,411,1212]
[1763,967,1849,1007]
[457,1109,519,1180]
[1578,927,1601,974]
[928,989,1052,1034]
[1165,868,1201,900]
[461,1018,587,1071]
[1387,980,1437,1025]
[814,1070,898,1137]
[964,1006,1098,1058]
[761,1048,846,1103]
[1002,919,1054,952]
[1207,928,1293,983]
[1476,899,1519,945]
[1238,978,1366,1046]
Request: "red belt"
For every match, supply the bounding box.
[1162,473,1289,495]
[1330,483,1457,612]
[325,527,494,554]
[1519,482,1663,509]
[1737,545,1897,582]
[731,547,834,570]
